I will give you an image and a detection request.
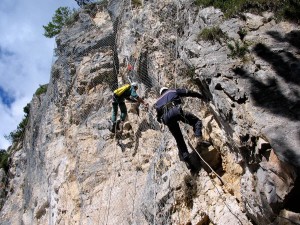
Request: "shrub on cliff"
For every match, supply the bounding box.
[43,7,77,38]
[194,0,300,23]
[5,104,30,144]
[0,150,9,173]
[227,39,250,59]
[198,26,228,44]
[35,84,48,96]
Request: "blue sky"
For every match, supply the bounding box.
[0,0,78,149]
[0,86,15,107]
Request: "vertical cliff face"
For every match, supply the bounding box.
[1,1,299,224]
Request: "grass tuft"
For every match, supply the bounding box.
[198,26,228,44]
[194,0,300,23]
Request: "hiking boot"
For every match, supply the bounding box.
[183,153,197,173]
[118,121,124,132]
[191,136,211,149]
[109,122,117,133]
[199,140,211,148]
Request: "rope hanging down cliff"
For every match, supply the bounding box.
[109,1,247,224]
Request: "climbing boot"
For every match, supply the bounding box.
[199,140,211,148]
[191,136,211,149]
[109,122,117,133]
[118,121,124,132]
[183,153,197,174]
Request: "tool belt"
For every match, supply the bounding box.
[160,101,182,124]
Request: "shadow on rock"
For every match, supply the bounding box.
[233,67,299,121]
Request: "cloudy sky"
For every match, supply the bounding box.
[0,0,78,149]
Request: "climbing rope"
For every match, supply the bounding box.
[32,0,270,224]
[178,101,249,224]
[186,135,225,185]
[103,130,119,225]
[208,172,245,225]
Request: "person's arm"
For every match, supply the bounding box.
[137,97,149,109]
[137,96,145,104]
[155,104,163,123]
[131,88,149,107]
[176,89,205,100]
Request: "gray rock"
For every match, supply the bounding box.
[1,2,299,225]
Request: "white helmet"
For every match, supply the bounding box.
[131,82,138,88]
[159,87,168,95]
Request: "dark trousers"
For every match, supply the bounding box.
[112,101,127,123]
[165,110,202,159]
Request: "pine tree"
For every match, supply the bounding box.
[43,7,73,38]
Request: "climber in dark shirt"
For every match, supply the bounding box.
[155,87,207,171]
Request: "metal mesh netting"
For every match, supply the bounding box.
[41,0,191,224]
[2,0,300,224]
[4,0,248,224]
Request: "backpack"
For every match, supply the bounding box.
[113,84,131,97]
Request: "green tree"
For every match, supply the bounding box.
[35,84,48,96]
[43,7,74,38]
[4,103,30,144]
[0,150,9,172]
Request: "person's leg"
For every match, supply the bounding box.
[111,102,119,123]
[180,110,202,137]
[167,121,197,172]
[119,101,127,122]
[167,121,189,160]
[180,110,211,148]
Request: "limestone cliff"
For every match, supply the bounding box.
[1,1,300,224]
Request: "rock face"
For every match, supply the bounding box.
[1,1,299,225]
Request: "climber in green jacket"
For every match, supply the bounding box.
[111,82,148,132]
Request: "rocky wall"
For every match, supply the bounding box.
[1,1,299,224]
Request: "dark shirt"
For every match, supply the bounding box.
[155,89,202,122]
[156,89,201,108]
[156,89,186,108]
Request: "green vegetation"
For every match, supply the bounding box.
[197,22,251,59]
[0,150,9,172]
[186,66,196,79]
[227,39,250,59]
[198,26,228,44]
[237,27,247,40]
[132,0,142,7]
[35,84,48,96]
[194,0,300,22]
[5,104,30,144]
[43,7,78,38]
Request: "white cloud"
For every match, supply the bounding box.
[0,0,78,149]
